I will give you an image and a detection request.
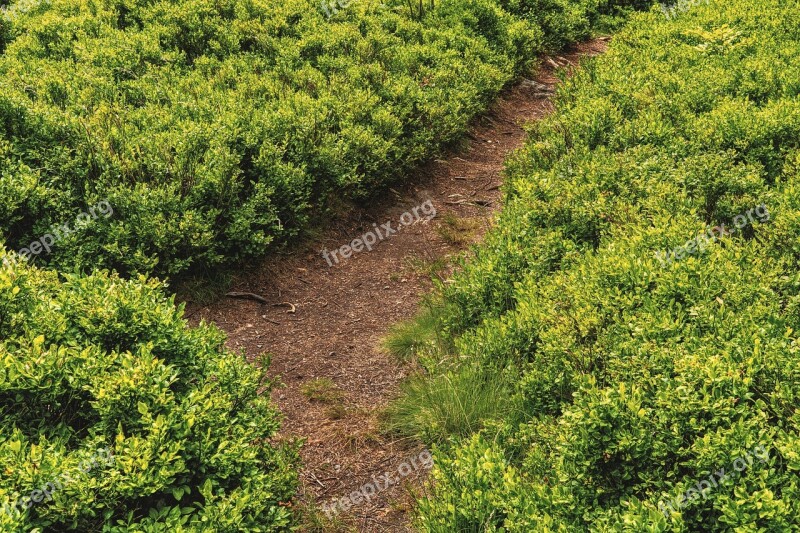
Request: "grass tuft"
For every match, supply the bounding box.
[301,378,344,404]
[436,212,482,246]
[382,307,447,362]
[383,366,514,444]
[297,500,353,532]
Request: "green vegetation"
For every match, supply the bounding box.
[384,366,513,443]
[436,211,482,246]
[0,0,642,280]
[389,0,800,529]
[382,305,447,361]
[0,255,297,531]
[301,377,343,403]
[0,0,652,528]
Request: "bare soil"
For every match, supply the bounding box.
[185,38,608,532]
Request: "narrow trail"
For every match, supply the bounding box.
[186,37,607,532]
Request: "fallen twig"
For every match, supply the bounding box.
[273,302,297,313]
[444,199,493,207]
[308,472,326,489]
[226,292,268,304]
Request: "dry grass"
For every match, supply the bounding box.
[436,212,482,246]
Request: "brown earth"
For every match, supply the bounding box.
[184,37,608,532]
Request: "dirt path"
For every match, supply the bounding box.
[185,38,607,532]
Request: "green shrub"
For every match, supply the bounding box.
[0,0,639,280]
[405,0,800,530]
[0,253,298,531]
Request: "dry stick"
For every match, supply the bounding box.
[444,199,492,207]
[226,291,269,304]
[282,359,307,374]
[273,302,297,313]
[308,472,326,489]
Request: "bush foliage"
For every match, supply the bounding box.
[0,255,297,531]
[399,0,800,530]
[0,0,640,279]
[0,0,649,529]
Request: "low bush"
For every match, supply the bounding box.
[0,0,641,279]
[396,0,800,529]
[0,254,298,531]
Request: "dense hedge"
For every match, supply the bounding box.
[403,0,800,530]
[0,0,641,279]
[0,255,297,531]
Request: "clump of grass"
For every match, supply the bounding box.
[176,269,233,306]
[297,500,352,532]
[405,255,451,281]
[436,212,482,246]
[382,307,446,362]
[324,403,348,420]
[301,378,344,404]
[341,430,382,451]
[382,366,514,444]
